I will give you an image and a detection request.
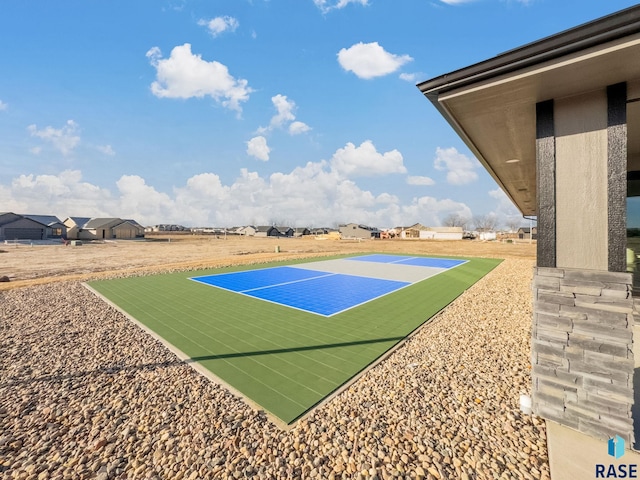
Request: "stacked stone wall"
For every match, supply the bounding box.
[532,266,635,443]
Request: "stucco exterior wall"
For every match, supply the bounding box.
[629,79,640,100]
[555,90,608,271]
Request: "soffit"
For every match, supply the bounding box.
[436,34,640,216]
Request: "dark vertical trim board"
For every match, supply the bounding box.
[536,100,556,268]
[608,82,627,273]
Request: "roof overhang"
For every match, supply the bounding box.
[418,6,640,216]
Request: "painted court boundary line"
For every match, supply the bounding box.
[82,282,295,430]
[190,255,468,317]
[190,271,410,318]
[82,279,452,429]
[83,254,500,427]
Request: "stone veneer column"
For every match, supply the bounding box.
[531,266,635,442]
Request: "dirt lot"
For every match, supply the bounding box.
[0,235,536,290]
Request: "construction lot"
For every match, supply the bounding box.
[0,235,535,288]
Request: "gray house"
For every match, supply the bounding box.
[293,227,310,237]
[24,214,67,238]
[272,226,293,237]
[339,223,379,240]
[254,226,294,238]
[0,212,47,241]
[254,226,273,237]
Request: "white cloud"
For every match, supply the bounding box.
[270,94,296,129]
[289,121,311,135]
[27,120,80,156]
[400,196,472,227]
[399,72,420,82]
[258,94,311,136]
[4,170,112,217]
[198,16,239,37]
[1,162,476,228]
[146,44,252,113]
[330,140,407,177]
[488,188,522,228]
[97,144,115,156]
[116,175,175,221]
[246,136,270,161]
[406,175,435,186]
[433,146,478,185]
[439,0,475,4]
[338,42,413,79]
[376,192,399,204]
[0,100,7,111]
[314,0,369,14]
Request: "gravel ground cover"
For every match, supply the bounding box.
[0,256,549,480]
[0,236,537,290]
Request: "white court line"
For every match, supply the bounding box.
[241,272,336,293]
[190,255,470,317]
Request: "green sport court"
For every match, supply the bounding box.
[86,253,501,424]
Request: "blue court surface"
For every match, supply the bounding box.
[346,254,466,269]
[191,254,466,317]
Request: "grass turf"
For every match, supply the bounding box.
[87,253,501,424]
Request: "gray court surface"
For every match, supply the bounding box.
[293,258,448,283]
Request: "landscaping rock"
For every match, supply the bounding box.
[0,258,550,479]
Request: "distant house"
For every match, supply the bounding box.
[63,217,92,240]
[24,215,67,238]
[149,224,186,232]
[64,217,144,240]
[420,227,463,240]
[393,224,462,240]
[254,226,273,237]
[81,218,124,240]
[254,226,294,237]
[292,227,310,237]
[0,212,48,241]
[478,231,497,241]
[236,225,257,236]
[517,227,537,240]
[271,226,294,237]
[339,223,380,240]
[113,220,144,239]
[396,223,428,239]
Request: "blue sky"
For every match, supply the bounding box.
[0,0,637,228]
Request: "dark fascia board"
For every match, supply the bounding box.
[417,5,640,97]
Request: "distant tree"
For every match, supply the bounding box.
[443,213,468,229]
[473,214,499,232]
[505,218,522,233]
[269,217,290,227]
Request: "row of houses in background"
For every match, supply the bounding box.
[1,211,536,242]
[339,223,468,240]
[183,225,324,237]
[339,223,538,241]
[0,212,144,241]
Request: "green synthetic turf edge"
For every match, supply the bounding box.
[88,253,501,424]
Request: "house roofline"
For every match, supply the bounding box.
[417,5,640,98]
